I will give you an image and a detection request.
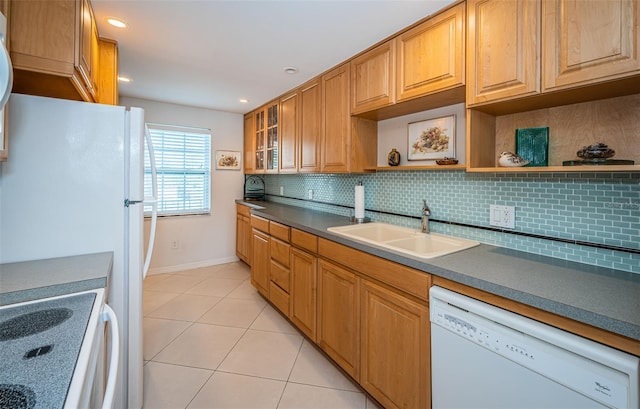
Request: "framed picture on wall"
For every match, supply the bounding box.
[408,115,455,160]
[215,150,241,170]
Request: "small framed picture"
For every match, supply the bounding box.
[408,115,456,161]
[215,150,241,170]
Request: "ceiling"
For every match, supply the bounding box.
[92,0,456,114]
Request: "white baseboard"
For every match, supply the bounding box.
[147,256,240,275]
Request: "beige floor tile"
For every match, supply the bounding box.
[197,297,267,328]
[143,290,180,316]
[218,329,302,381]
[144,273,175,287]
[143,361,212,409]
[278,383,366,409]
[147,293,222,321]
[289,340,360,391]
[187,372,285,409]
[185,277,245,297]
[250,304,299,334]
[208,262,251,280]
[173,265,223,279]
[144,273,208,293]
[226,279,264,302]
[153,323,245,369]
[143,317,191,361]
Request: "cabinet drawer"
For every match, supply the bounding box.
[270,237,290,268]
[251,215,269,233]
[318,238,430,302]
[269,281,290,316]
[291,228,318,253]
[237,203,251,217]
[269,221,290,242]
[270,260,290,293]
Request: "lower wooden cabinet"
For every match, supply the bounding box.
[317,259,361,380]
[236,204,252,265]
[290,247,317,341]
[250,227,270,297]
[361,280,430,409]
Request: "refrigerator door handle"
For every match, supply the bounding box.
[143,125,158,279]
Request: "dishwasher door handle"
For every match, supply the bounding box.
[101,304,119,409]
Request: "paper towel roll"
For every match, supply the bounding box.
[355,183,365,219]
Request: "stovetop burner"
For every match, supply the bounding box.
[0,384,36,409]
[0,308,73,341]
[0,293,96,409]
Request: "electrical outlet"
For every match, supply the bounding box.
[279,186,284,196]
[308,189,313,200]
[171,240,179,249]
[489,205,515,229]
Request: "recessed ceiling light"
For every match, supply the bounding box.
[239,99,249,103]
[283,67,298,75]
[117,76,131,83]
[107,18,127,28]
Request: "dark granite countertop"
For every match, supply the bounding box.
[239,200,640,343]
[0,252,113,306]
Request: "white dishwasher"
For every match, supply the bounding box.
[430,286,639,409]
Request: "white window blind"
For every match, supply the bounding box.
[144,123,211,216]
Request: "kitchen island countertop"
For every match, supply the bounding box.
[239,200,640,344]
[0,252,112,306]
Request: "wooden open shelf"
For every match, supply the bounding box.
[466,94,640,173]
[370,164,467,171]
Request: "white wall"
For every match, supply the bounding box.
[121,97,244,274]
[377,103,466,166]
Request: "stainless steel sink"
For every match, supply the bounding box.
[327,222,479,259]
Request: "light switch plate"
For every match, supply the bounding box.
[490,205,515,229]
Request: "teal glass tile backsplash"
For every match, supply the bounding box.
[264,171,640,273]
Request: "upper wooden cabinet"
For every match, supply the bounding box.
[279,91,298,173]
[467,0,640,107]
[350,40,396,114]
[250,101,278,173]
[542,0,640,92]
[97,37,118,105]
[243,113,255,173]
[298,79,322,173]
[9,0,112,103]
[396,2,465,102]
[322,63,377,173]
[466,0,540,105]
[350,3,466,119]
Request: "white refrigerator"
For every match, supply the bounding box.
[0,93,157,409]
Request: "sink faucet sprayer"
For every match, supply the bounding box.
[421,200,431,234]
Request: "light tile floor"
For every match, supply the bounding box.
[142,262,381,409]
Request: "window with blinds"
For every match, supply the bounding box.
[144,124,211,216]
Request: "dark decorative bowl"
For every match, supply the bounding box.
[577,143,615,160]
[436,157,459,165]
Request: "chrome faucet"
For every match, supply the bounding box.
[421,200,431,234]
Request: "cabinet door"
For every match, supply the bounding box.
[361,280,430,409]
[265,103,278,173]
[396,3,465,102]
[236,206,252,265]
[279,92,298,173]
[321,64,350,173]
[97,38,118,105]
[299,80,322,172]
[317,259,360,380]
[243,113,255,173]
[254,109,266,172]
[351,41,395,114]
[290,248,317,341]
[543,0,640,92]
[78,0,98,100]
[250,228,270,297]
[467,0,540,105]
